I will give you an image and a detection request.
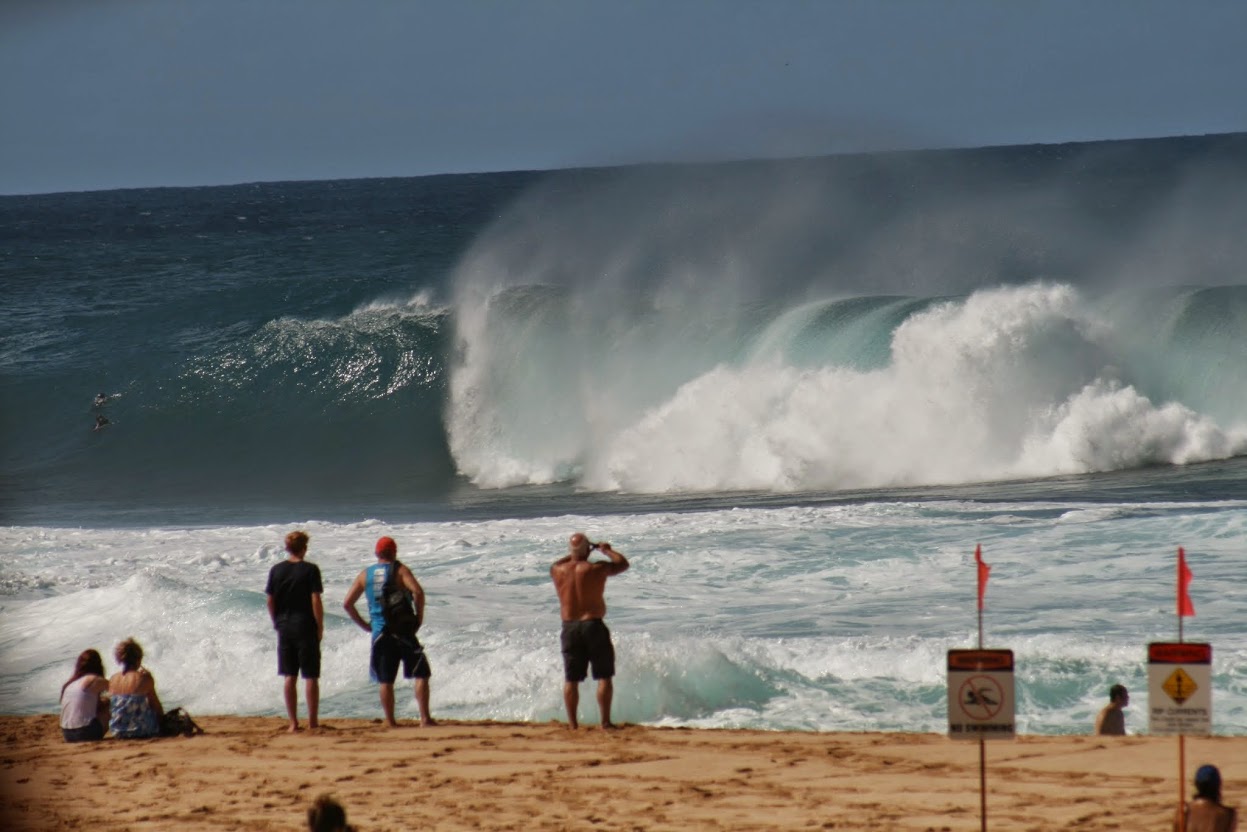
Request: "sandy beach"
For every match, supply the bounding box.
[1,715,1242,831]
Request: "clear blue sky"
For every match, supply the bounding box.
[3,1,1245,194]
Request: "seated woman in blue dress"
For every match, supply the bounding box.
[108,638,163,739]
[60,649,110,742]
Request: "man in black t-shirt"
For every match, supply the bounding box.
[265,530,324,732]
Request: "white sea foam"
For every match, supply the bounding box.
[447,280,1247,494]
[3,501,1244,734]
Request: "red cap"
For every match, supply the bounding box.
[375,536,397,558]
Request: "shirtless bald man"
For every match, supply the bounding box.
[550,533,629,729]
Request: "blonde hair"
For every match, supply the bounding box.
[115,638,144,672]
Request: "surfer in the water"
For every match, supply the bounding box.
[93,393,110,408]
[93,414,110,432]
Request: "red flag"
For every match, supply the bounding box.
[1178,547,1195,617]
[975,544,991,611]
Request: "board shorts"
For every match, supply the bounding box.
[561,618,615,682]
[371,633,431,684]
[277,633,321,679]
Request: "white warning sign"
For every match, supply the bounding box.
[1148,642,1212,736]
[947,649,1015,740]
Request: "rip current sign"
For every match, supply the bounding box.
[1148,642,1212,736]
[947,649,1015,740]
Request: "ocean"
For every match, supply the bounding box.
[2,134,1245,734]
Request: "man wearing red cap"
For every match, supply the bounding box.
[343,536,435,727]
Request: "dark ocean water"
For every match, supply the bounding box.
[2,134,1246,526]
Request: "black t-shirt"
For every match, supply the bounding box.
[264,559,324,638]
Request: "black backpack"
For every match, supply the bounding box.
[380,561,420,639]
[159,707,204,737]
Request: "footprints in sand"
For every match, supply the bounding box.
[2,716,1231,830]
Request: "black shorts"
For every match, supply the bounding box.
[561,619,615,682]
[277,633,321,679]
[371,634,431,685]
[62,718,105,743]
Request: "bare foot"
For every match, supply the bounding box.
[286,724,301,734]
[384,720,401,729]
[600,722,620,730]
[419,718,438,727]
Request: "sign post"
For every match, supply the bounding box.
[947,545,1012,832]
[1165,547,1203,832]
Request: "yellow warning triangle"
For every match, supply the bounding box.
[1163,668,1197,704]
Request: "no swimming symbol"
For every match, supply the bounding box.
[958,675,1005,721]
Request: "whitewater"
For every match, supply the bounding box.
[1,134,1245,733]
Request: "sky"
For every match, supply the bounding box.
[2,1,1246,195]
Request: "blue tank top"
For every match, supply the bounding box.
[364,562,394,639]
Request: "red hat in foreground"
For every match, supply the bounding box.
[375,536,397,557]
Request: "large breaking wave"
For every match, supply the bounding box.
[446,147,1247,493]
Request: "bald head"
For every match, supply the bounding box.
[569,533,592,559]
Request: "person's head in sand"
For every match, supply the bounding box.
[1195,764,1223,802]
[307,794,357,832]
[1179,763,1237,832]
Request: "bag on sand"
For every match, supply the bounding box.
[381,561,420,639]
[159,707,204,738]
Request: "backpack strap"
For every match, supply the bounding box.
[381,560,403,594]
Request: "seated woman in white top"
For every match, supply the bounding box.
[60,649,110,743]
[108,638,163,739]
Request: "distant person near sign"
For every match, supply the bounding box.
[1094,684,1129,735]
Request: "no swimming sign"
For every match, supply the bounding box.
[947,649,1015,740]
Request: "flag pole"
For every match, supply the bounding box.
[1175,547,1191,832]
[979,739,987,832]
[974,544,989,832]
[1178,734,1186,832]
[972,548,982,832]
